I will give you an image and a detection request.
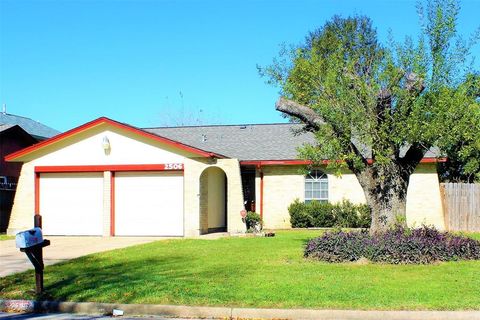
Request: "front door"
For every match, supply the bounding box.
[241,168,256,212]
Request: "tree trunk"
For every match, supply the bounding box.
[355,163,410,233]
[275,97,427,233]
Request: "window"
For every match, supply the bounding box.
[304,170,328,203]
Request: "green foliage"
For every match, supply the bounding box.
[2,230,480,309]
[259,0,480,181]
[357,204,372,228]
[436,74,480,182]
[305,225,480,264]
[288,198,371,228]
[245,211,262,232]
[333,199,371,228]
[309,200,336,227]
[0,234,14,241]
[288,199,313,228]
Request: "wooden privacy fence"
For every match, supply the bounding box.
[440,183,480,232]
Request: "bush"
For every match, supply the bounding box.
[309,201,335,227]
[356,204,371,228]
[332,200,358,228]
[304,225,480,264]
[288,199,313,228]
[245,211,262,232]
[332,200,372,228]
[288,199,371,228]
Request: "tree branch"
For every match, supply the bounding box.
[400,143,428,173]
[276,97,369,169]
[405,72,425,94]
[374,71,425,104]
[275,97,325,130]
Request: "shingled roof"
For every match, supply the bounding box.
[0,124,16,133]
[0,113,60,140]
[146,123,315,160]
[145,123,440,161]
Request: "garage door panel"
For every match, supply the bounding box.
[115,172,183,236]
[40,173,104,236]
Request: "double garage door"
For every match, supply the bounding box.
[39,171,183,236]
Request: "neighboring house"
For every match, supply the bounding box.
[0,112,60,141]
[0,112,60,232]
[6,117,445,236]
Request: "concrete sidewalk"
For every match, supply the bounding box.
[0,236,161,277]
[1,300,480,320]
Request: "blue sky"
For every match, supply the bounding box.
[1,0,479,132]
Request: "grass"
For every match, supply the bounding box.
[455,232,480,241]
[0,234,13,241]
[1,230,480,310]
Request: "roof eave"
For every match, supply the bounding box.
[240,157,447,166]
[5,117,227,162]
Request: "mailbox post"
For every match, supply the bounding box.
[16,216,50,295]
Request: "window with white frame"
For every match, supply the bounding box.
[304,170,328,203]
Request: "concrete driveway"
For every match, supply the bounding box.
[0,237,160,277]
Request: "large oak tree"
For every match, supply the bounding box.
[260,0,479,232]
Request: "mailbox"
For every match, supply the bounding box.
[16,216,50,295]
[16,227,44,249]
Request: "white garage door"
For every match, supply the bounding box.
[40,172,104,236]
[114,171,184,236]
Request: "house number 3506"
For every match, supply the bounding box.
[165,163,183,170]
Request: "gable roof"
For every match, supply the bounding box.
[0,112,60,140]
[5,117,226,162]
[0,123,38,147]
[6,117,443,163]
[145,123,442,161]
[0,124,16,133]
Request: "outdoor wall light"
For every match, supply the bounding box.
[102,136,111,154]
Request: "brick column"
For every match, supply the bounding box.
[102,171,112,237]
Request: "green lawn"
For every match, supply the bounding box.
[0,234,13,241]
[1,230,479,310]
[456,232,480,241]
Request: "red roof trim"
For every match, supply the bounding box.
[34,164,184,173]
[5,117,226,161]
[241,160,314,166]
[419,157,447,163]
[240,157,447,166]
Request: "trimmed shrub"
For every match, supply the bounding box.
[288,198,371,228]
[332,200,359,228]
[309,201,335,227]
[304,225,480,264]
[356,204,371,228]
[288,199,313,228]
[245,211,262,232]
[332,200,371,228]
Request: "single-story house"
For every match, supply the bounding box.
[6,117,445,236]
[1,110,60,232]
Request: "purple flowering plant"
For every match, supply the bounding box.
[305,225,480,264]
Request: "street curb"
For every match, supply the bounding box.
[1,299,480,320]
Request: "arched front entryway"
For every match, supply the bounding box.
[199,166,228,234]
